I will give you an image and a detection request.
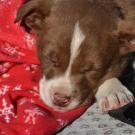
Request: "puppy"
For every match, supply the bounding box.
[15,0,135,112]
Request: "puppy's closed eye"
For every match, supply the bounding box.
[80,64,93,73]
[42,52,60,67]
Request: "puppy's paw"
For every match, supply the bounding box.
[96,78,134,112]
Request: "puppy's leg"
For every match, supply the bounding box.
[96,78,134,112]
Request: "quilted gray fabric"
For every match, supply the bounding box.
[57,103,135,135]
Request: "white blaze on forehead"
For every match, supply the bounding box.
[39,21,86,110]
[65,21,86,77]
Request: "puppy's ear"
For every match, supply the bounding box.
[115,21,135,55]
[15,0,53,32]
[114,0,135,55]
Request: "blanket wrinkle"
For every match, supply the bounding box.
[0,0,91,135]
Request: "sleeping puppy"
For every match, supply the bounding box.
[15,0,135,112]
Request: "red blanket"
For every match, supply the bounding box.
[0,0,91,135]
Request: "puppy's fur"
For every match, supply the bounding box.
[15,0,135,112]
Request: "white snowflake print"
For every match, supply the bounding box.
[3,43,16,56]
[0,85,10,96]
[31,64,38,73]
[33,86,38,91]
[25,66,31,71]
[28,89,39,97]
[7,0,11,5]
[0,131,6,135]
[5,25,9,29]
[30,64,38,69]
[56,118,68,130]
[25,64,38,72]
[18,98,29,106]
[1,42,25,57]
[0,98,15,123]
[0,0,7,4]
[13,84,22,91]
[24,107,44,125]
[2,73,10,78]
[24,34,35,49]
[18,98,37,107]
[25,129,30,135]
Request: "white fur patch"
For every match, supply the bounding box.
[39,21,86,110]
[65,21,85,77]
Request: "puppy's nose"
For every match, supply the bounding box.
[53,93,71,107]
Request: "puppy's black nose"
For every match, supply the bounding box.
[53,93,71,107]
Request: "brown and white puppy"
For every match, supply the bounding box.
[15,0,135,112]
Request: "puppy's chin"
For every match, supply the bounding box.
[48,100,81,112]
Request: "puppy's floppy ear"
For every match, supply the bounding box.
[114,0,135,55]
[15,0,53,32]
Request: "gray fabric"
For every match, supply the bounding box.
[57,103,135,135]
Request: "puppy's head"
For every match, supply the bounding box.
[16,0,135,112]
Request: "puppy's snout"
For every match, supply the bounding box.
[53,92,71,107]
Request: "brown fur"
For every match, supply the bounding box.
[15,0,135,106]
